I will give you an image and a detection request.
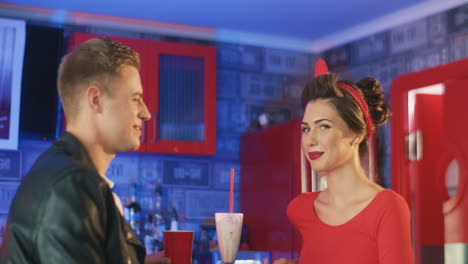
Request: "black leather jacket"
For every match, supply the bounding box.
[0,132,145,263]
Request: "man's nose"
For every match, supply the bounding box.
[139,102,151,121]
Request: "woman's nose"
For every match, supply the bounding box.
[304,130,318,146]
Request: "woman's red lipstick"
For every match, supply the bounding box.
[308,152,324,160]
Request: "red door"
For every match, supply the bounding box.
[391,59,468,264]
[410,94,446,263]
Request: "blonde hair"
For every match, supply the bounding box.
[57,37,140,120]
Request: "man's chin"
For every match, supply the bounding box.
[129,143,141,152]
[120,142,141,152]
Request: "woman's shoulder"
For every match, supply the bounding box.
[296,191,321,200]
[374,189,410,212]
[378,189,407,202]
[287,191,320,220]
[289,191,320,207]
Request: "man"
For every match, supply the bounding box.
[0,37,169,263]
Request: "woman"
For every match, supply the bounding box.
[274,59,413,264]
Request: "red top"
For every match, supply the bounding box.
[287,189,414,264]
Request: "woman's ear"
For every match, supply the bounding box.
[350,135,363,146]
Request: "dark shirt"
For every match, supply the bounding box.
[0,132,145,263]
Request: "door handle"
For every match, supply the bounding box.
[406,130,423,161]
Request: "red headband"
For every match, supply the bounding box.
[314,58,375,139]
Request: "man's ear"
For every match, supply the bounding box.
[86,85,104,113]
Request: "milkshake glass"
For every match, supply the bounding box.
[215,213,243,264]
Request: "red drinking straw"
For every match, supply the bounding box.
[230,168,234,213]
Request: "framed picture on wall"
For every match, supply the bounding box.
[0,18,26,150]
[0,181,20,214]
[0,150,21,181]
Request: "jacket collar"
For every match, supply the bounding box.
[54,131,99,175]
[55,132,117,190]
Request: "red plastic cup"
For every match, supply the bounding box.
[163,231,194,264]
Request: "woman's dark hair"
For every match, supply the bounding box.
[301,73,391,155]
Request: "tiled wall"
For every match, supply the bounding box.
[322,4,468,187]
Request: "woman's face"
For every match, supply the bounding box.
[301,99,358,173]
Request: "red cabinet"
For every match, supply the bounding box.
[68,32,216,155]
[240,118,303,260]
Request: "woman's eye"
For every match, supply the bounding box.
[301,127,310,133]
[320,124,331,130]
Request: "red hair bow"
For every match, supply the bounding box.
[313,58,375,139]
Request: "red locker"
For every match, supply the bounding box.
[240,118,303,260]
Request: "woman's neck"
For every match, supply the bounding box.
[318,156,372,206]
